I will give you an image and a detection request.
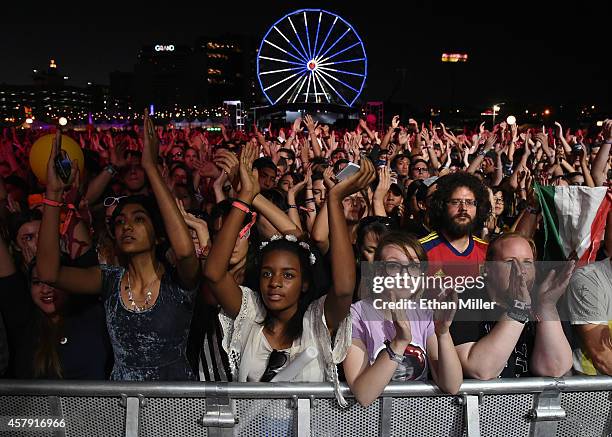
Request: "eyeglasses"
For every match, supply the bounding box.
[260,349,288,382]
[446,199,478,208]
[171,152,184,158]
[103,196,127,207]
[384,261,422,277]
[413,167,429,173]
[493,198,504,205]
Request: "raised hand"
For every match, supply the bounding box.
[433,288,458,335]
[374,165,391,198]
[46,130,77,195]
[484,133,498,150]
[602,119,612,143]
[329,157,376,200]
[237,143,260,203]
[292,117,303,134]
[536,261,575,310]
[391,115,400,130]
[193,158,221,179]
[359,119,369,131]
[303,114,318,131]
[507,259,532,306]
[142,109,160,169]
[323,166,336,189]
[213,149,239,183]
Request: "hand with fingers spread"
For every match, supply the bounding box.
[323,166,336,189]
[303,114,318,131]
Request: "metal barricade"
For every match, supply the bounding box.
[0,377,611,436]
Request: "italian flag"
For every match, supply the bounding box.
[535,185,611,262]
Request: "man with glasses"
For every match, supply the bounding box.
[419,172,490,277]
[410,159,430,181]
[167,146,185,165]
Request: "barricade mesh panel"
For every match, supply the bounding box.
[234,399,293,437]
[140,397,208,437]
[390,396,464,436]
[0,395,52,437]
[557,391,612,437]
[311,398,380,437]
[479,393,533,437]
[60,396,124,437]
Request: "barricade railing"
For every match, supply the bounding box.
[0,376,611,436]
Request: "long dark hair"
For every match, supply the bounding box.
[110,195,169,264]
[256,238,325,342]
[32,311,64,379]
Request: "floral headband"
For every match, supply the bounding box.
[259,234,317,265]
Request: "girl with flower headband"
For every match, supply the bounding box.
[204,143,376,406]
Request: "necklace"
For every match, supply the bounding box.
[125,265,160,312]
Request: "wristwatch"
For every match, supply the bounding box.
[384,340,405,364]
[104,164,118,177]
[506,299,531,324]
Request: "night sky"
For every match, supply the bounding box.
[1,1,609,110]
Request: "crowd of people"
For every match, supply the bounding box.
[0,110,610,407]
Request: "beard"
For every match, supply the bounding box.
[442,211,475,239]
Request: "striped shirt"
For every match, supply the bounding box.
[187,295,232,382]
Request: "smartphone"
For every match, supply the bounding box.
[54,149,72,183]
[335,162,360,181]
[572,143,583,152]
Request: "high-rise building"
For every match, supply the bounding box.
[196,35,258,106]
[133,44,206,110]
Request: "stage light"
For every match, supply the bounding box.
[506,116,516,125]
[58,117,68,126]
[26,118,33,124]
[493,105,501,112]
[544,109,550,115]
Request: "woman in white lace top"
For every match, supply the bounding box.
[204,143,376,406]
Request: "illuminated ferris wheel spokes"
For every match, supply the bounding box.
[257,9,367,106]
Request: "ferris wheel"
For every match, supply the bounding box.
[257,9,367,107]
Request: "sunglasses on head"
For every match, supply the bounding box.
[103,196,127,207]
[260,349,288,382]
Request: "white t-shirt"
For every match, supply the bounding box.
[218,286,352,406]
[566,258,612,374]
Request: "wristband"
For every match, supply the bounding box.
[304,198,315,203]
[287,204,298,209]
[384,340,405,364]
[43,198,64,208]
[232,198,252,211]
[231,200,257,239]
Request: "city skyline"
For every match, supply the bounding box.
[1,1,610,109]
